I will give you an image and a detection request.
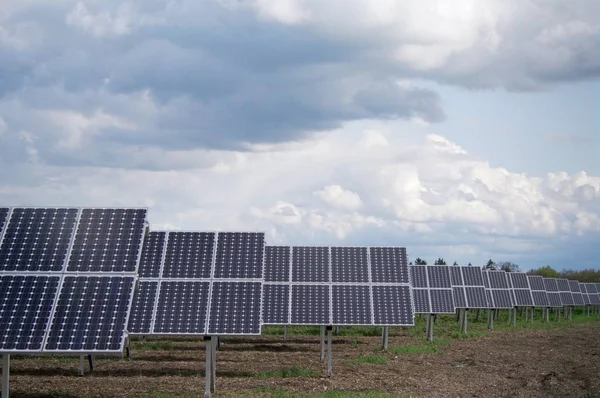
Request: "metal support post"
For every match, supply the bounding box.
[426,315,434,342]
[2,354,10,398]
[458,308,464,325]
[284,326,287,341]
[507,308,512,324]
[204,337,212,398]
[335,326,339,336]
[78,355,85,376]
[326,326,333,377]
[487,309,494,331]
[320,326,325,361]
[461,309,468,334]
[382,327,389,350]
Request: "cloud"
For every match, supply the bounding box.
[1,122,598,268]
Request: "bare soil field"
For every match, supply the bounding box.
[4,320,600,398]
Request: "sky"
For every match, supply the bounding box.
[0,0,598,271]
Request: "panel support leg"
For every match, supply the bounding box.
[125,335,131,359]
[326,326,333,377]
[2,354,10,398]
[320,326,325,361]
[487,309,494,331]
[211,337,216,393]
[284,326,287,341]
[204,337,212,398]
[382,327,389,351]
[461,309,468,334]
[87,355,94,373]
[78,355,85,376]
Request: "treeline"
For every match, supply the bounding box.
[409,258,600,282]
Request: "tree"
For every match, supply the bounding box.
[414,258,427,265]
[528,265,560,278]
[434,258,447,265]
[467,262,472,266]
[497,261,520,272]
[483,259,496,270]
[453,261,458,266]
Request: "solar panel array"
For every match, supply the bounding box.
[556,278,575,306]
[262,246,414,326]
[528,275,550,307]
[450,266,488,309]
[543,278,564,307]
[409,265,455,314]
[0,207,147,354]
[568,280,585,306]
[482,270,515,309]
[128,231,264,336]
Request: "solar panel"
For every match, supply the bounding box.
[44,276,135,353]
[491,290,514,309]
[214,233,264,279]
[154,281,210,334]
[292,247,329,282]
[580,283,591,306]
[482,271,514,308]
[372,285,413,326]
[331,247,369,283]
[585,283,600,305]
[568,280,585,306]
[370,247,408,283]
[0,207,9,235]
[512,289,533,307]
[450,267,463,286]
[412,289,430,313]
[208,281,262,334]
[264,246,290,282]
[138,232,166,278]
[0,208,79,272]
[528,275,546,291]
[509,273,530,289]
[507,273,533,307]
[262,284,290,325]
[556,279,575,306]
[465,287,489,308]
[543,278,563,307]
[462,266,485,286]
[128,281,158,334]
[427,266,452,288]
[430,290,454,313]
[0,275,60,352]
[410,266,428,288]
[332,285,372,324]
[162,232,214,278]
[67,209,146,272]
[291,285,330,324]
[452,287,467,308]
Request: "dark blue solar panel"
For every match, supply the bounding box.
[528,275,546,291]
[465,287,488,308]
[292,247,329,282]
[264,246,290,282]
[412,289,430,313]
[509,273,530,289]
[67,209,146,272]
[138,232,166,278]
[453,287,467,308]
[208,282,261,334]
[556,279,571,292]
[262,284,289,324]
[0,208,9,234]
[370,247,408,283]
[45,276,135,352]
[513,289,533,307]
[0,208,79,272]
[128,281,158,334]
[560,292,575,306]
[531,291,550,307]
[568,281,585,306]
[427,266,452,288]
[291,285,330,324]
[332,285,371,324]
[372,285,413,325]
[213,233,264,279]
[430,290,455,314]
[331,247,369,283]
[410,266,428,288]
[461,267,485,286]
[162,232,214,278]
[154,281,210,334]
[491,290,514,308]
[0,275,60,352]
[544,278,559,292]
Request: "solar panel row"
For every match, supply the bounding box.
[450,266,488,309]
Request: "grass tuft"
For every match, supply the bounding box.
[255,366,320,379]
[390,344,439,354]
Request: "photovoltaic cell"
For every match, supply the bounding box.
[412,289,430,314]
[0,275,60,352]
[291,285,330,324]
[528,275,546,291]
[0,208,79,272]
[430,290,455,314]
[512,289,533,307]
[462,266,485,286]
[214,233,264,279]
[372,285,413,326]
[331,247,369,283]
[0,207,9,234]
[332,285,372,324]
[509,273,530,289]
[491,289,514,308]
[568,280,585,306]
[162,232,214,278]
[465,287,488,308]
[452,287,467,308]
[208,282,262,334]
[128,281,158,334]
[370,247,408,284]
[264,246,290,282]
[410,266,428,288]
[138,232,166,278]
[45,276,135,352]
[292,247,329,282]
[67,209,146,272]
[154,281,210,334]
[532,291,550,307]
[580,284,591,306]
[450,267,463,286]
[427,266,452,288]
[262,284,290,325]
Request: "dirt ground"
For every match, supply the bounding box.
[4,321,600,398]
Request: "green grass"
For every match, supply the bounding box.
[255,366,320,379]
[347,354,389,365]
